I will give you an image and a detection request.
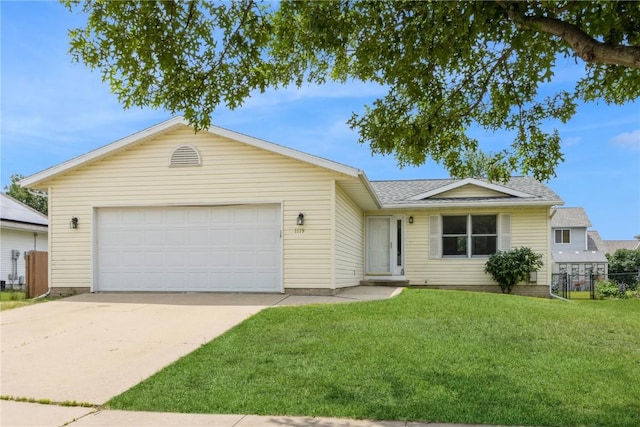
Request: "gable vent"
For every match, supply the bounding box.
[170,145,201,167]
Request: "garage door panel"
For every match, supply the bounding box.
[122,252,144,267]
[165,230,186,245]
[257,250,279,267]
[210,251,232,267]
[144,210,163,224]
[165,252,186,268]
[122,230,144,245]
[188,251,213,267]
[96,205,281,292]
[187,229,211,245]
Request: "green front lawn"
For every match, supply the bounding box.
[109,289,640,426]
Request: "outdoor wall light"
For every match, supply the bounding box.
[70,216,78,229]
[297,213,304,226]
[408,216,414,224]
[528,271,537,283]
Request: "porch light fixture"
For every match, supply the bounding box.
[528,271,537,283]
[70,216,79,229]
[297,213,304,226]
[408,216,414,224]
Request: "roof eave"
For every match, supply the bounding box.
[382,199,563,209]
[21,117,189,189]
[0,220,48,233]
[205,124,361,178]
[358,171,383,209]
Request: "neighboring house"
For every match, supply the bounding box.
[550,207,608,286]
[0,193,48,289]
[21,117,562,297]
[599,237,640,255]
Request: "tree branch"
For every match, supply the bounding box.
[496,1,640,68]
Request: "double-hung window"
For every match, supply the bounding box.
[442,215,497,257]
[554,229,570,244]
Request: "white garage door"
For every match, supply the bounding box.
[96,204,281,292]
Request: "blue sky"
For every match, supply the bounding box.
[2,1,639,240]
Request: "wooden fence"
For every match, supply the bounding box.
[25,251,48,298]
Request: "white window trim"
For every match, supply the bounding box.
[555,229,571,244]
[442,214,498,258]
[430,213,510,260]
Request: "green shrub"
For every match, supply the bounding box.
[484,247,543,294]
[595,280,620,299]
[625,289,640,299]
[606,248,640,290]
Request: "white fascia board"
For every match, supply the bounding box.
[21,117,188,188]
[383,199,563,210]
[358,170,383,209]
[408,177,536,200]
[0,220,48,233]
[204,124,361,178]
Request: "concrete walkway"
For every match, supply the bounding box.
[3,286,433,427]
[1,400,496,427]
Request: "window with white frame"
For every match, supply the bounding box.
[442,215,497,257]
[554,229,570,244]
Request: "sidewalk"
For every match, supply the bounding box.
[1,400,499,427]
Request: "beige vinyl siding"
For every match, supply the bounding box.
[398,207,550,287]
[334,183,365,288]
[44,128,350,291]
[431,185,509,199]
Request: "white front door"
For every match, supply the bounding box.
[366,216,404,276]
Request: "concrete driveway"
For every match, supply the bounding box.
[1,287,400,406]
[1,293,285,405]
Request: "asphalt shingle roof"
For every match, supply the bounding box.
[587,230,604,251]
[370,176,562,206]
[0,193,48,226]
[600,240,640,254]
[550,207,591,228]
[551,250,608,263]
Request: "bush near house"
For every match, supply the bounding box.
[596,279,640,299]
[484,247,543,293]
[606,248,640,290]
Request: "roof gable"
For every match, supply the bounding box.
[373,177,562,208]
[551,207,591,228]
[408,178,535,200]
[20,117,366,188]
[19,117,382,211]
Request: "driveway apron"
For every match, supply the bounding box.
[0,293,286,404]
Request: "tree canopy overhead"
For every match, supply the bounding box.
[65,0,640,181]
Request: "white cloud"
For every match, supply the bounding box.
[562,136,582,147]
[610,129,640,150]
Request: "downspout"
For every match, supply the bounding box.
[549,287,569,302]
[33,290,50,300]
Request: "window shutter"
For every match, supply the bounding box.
[429,215,441,259]
[170,145,201,167]
[498,213,511,251]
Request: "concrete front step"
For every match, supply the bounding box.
[360,280,410,287]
